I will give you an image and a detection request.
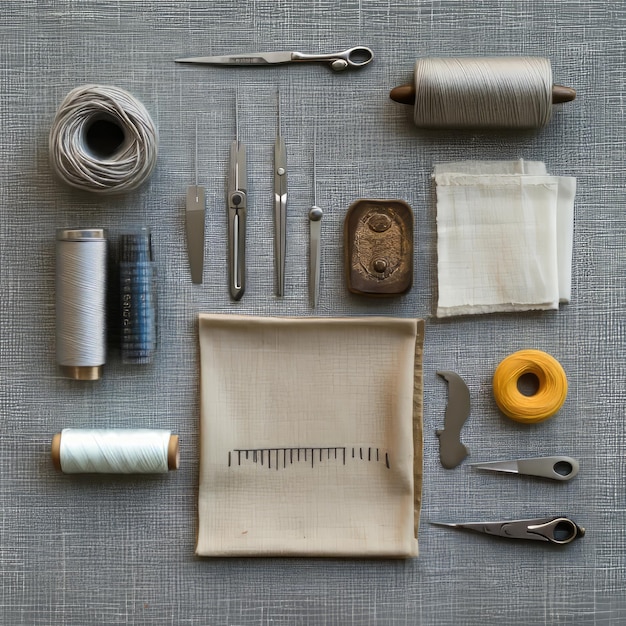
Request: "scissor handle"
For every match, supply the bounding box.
[339,46,374,68]
[527,517,585,545]
[292,46,374,71]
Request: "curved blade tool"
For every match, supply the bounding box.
[436,371,470,469]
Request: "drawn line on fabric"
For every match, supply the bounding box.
[227,447,391,470]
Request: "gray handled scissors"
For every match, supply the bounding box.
[176,46,374,72]
[430,516,585,545]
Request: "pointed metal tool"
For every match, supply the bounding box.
[274,92,287,296]
[429,516,585,545]
[228,92,247,300]
[470,456,579,482]
[186,119,205,284]
[308,136,323,307]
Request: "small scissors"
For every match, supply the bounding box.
[176,46,374,72]
[430,516,585,545]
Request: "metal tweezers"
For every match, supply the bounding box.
[274,97,287,296]
[228,126,246,300]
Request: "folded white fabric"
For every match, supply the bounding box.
[434,160,575,317]
[197,315,424,558]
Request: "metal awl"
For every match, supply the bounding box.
[228,92,247,300]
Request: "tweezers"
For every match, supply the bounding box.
[274,98,287,296]
[228,135,246,300]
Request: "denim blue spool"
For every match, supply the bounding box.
[119,228,156,365]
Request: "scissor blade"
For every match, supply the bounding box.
[186,185,205,284]
[430,520,541,541]
[274,136,287,296]
[176,52,295,66]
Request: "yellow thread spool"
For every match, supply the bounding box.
[492,350,567,423]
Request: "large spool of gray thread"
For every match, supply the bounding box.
[390,57,576,129]
[49,85,158,194]
[56,229,107,380]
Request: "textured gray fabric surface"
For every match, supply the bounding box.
[0,1,624,624]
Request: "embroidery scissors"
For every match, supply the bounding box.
[430,516,585,545]
[274,93,287,296]
[228,93,246,300]
[470,456,579,482]
[175,46,374,72]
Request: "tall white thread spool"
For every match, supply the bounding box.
[56,228,107,380]
[390,57,576,130]
[51,429,179,474]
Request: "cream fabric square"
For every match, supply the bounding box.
[197,315,423,558]
[434,160,576,317]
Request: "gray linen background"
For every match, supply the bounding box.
[0,1,624,624]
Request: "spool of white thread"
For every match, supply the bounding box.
[51,429,179,474]
[414,57,553,129]
[56,228,107,380]
[389,57,575,130]
[49,84,158,194]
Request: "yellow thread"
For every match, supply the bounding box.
[492,349,567,423]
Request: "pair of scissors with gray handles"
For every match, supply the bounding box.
[176,46,374,72]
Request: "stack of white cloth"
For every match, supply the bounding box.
[434,160,576,318]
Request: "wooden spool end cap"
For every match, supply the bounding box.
[51,433,62,471]
[389,83,576,105]
[168,435,180,470]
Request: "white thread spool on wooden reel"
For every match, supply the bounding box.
[390,57,575,129]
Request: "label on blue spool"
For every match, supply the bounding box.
[119,229,157,365]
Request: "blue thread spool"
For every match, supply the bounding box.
[119,228,156,365]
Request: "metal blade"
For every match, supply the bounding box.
[186,185,205,284]
[175,52,294,66]
[471,456,579,481]
[471,460,520,474]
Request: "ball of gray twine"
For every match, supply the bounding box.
[49,84,158,194]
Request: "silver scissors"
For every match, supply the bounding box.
[274,94,287,296]
[228,98,246,300]
[176,46,374,72]
[471,456,579,482]
[430,516,585,545]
